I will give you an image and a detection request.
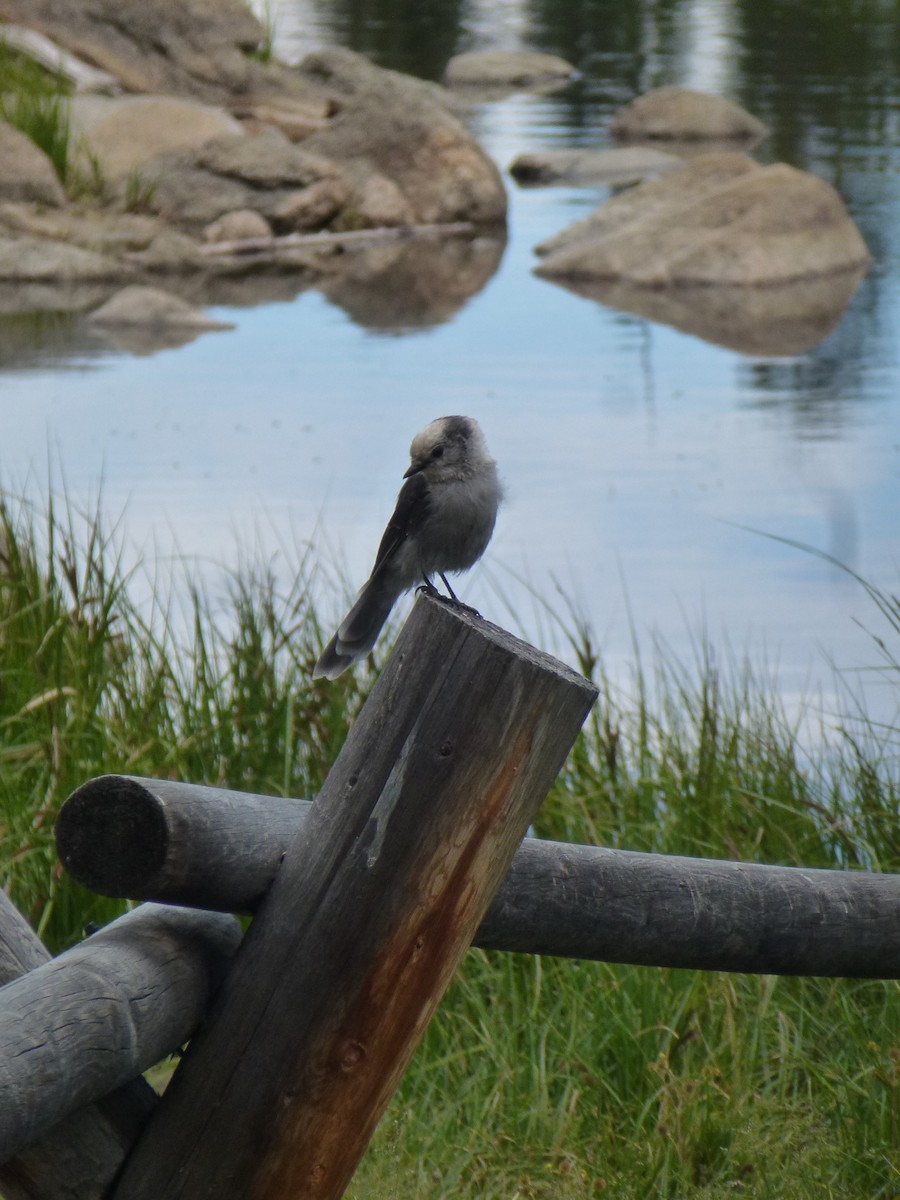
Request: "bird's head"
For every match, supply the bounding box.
[404,415,490,484]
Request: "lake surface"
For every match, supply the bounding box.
[2,0,899,735]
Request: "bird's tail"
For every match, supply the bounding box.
[312,574,401,680]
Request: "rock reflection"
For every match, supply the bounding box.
[542,266,869,357]
[315,231,505,331]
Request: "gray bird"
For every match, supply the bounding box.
[313,415,501,680]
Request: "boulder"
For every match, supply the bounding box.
[0,235,122,280]
[0,0,264,100]
[0,122,66,206]
[0,202,164,253]
[296,48,507,226]
[234,98,331,143]
[509,146,681,187]
[295,47,459,115]
[349,175,415,228]
[203,210,273,244]
[135,128,353,227]
[535,154,870,286]
[536,153,757,257]
[70,95,245,180]
[443,50,576,91]
[610,86,767,142]
[271,179,352,232]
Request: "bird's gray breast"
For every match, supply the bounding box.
[417,471,499,575]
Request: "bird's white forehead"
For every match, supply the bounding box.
[409,415,474,460]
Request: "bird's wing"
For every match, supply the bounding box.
[370,471,431,577]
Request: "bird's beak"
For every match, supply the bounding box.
[403,460,425,478]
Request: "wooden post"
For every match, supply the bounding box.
[59,778,900,979]
[110,596,597,1200]
[0,903,241,1165]
[0,892,157,1200]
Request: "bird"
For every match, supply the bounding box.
[313,415,501,680]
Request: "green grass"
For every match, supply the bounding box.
[0,40,72,184]
[0,492,896,1198]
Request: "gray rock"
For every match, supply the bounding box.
[203,210,273,243]
[136,230,208,271]
[297,48,506,226]
[610,86,767,142]
[443,50,576,90]
[535,153,870,287]
[0,122,66,206]
[351,175,415,228]
[295,46,459,115]
[0,235,122,280]
[136,129,352,227]
[536,153,757,257]
[271,179,352,232]
[195,129,343,189]
[0,202,164,252]
[0,0,265,101]
[70,95,245,180]
[509,146,682,187]
[234,98,330,143]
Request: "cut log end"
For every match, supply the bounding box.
[57,777,170,898]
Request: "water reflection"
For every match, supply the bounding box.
[316,232,506,330]
[545,267,868,358]
[308,0,466,79]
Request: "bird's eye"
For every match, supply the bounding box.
[431,445,444,459]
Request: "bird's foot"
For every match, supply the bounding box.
[415,578,443,599]
[417,574,481,618]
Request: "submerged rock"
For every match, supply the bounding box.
[610,87,767,143]
[535,153,869,286]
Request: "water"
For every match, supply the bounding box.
[2,0,899,733]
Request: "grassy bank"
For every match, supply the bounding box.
[0,494,896,1197]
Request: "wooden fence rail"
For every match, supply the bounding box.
[0,893,157,1200]
[58,775,900,979]
[0,904,240,1166]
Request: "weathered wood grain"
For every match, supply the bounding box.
[110,594,597,1200]
[0,891,158,1200]
[0,903,241,1165]
[59,777,900,979]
